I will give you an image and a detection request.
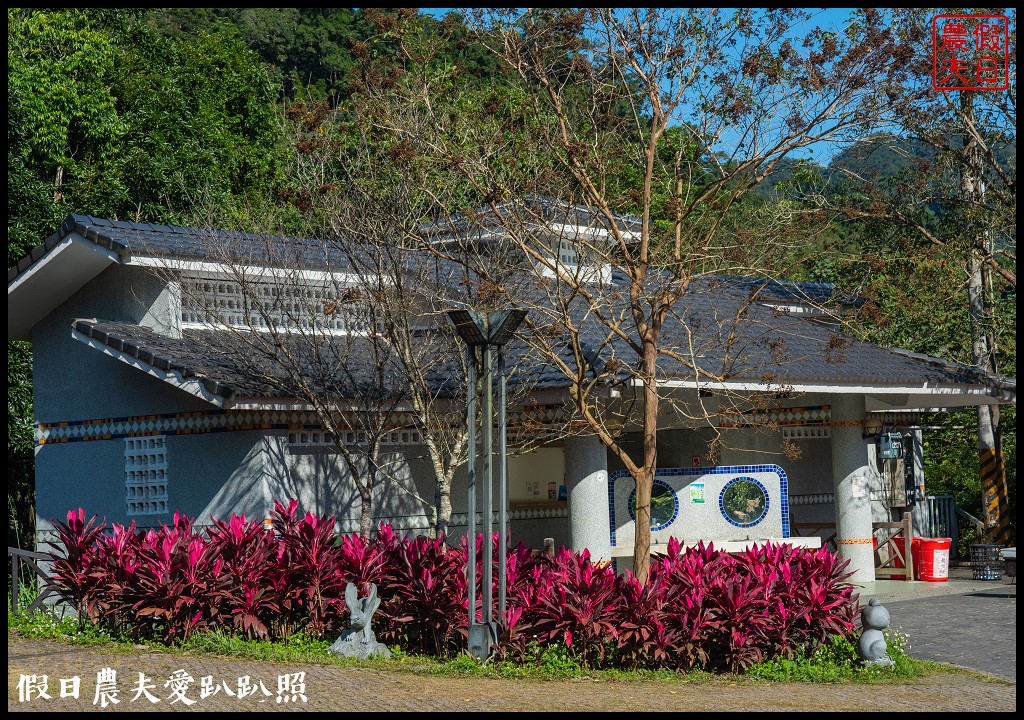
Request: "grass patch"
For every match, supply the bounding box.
[8,607,127,648]
[6,604,952,686]
[745,632,924,683]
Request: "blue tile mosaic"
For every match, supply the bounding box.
[608,464,793,546]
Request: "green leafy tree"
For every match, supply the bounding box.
[7,8,288,545]
[803,9,1016,546]
[145,8,502,103]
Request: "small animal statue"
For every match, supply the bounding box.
[328,582,391,659]
[858,598,894,668]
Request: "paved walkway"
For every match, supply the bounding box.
[8,567,1015,712]
[6,635,1015,712]
[863,565,1016,682]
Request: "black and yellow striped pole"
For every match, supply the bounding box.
[980,431,1011,546]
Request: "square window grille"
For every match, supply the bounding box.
[287,429,422,448]
[781,426,831,440]
[125,436,168,515]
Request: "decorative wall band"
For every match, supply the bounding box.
[868,411,923,426]
[508,403,571,432]
[449,506,569,526]
[837,537,874,545]
[782,426,830,440]
[37,404,571,446]
[717,405,830,429]
[334,515,437,535]
[329,506,570,536]
[789,493,835,506]
[36,408,420,446]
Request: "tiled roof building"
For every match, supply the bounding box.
[9,205,1014,581]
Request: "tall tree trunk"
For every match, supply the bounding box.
[961,93,1010,545]
[428,438,455,539]
[633,337,659,584]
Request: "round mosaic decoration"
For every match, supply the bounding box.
[719,476,769,528]
[628,479,679,531]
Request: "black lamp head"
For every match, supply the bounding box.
[447,309,489,346]
[486,309,527,347]
[448,308,527,347]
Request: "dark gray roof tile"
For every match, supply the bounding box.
[73,320,416,402]
[14,213,1012,403]
[8,214,356,282]
[420,194,645,239]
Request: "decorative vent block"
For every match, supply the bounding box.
[180,275,371,334]
[125,436,168,515]
[287,428,422,447]
[782,426,831,440]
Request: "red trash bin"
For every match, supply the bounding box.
[917,537,951,582]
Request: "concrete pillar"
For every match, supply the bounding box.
[564,435,611,561]
[830,395,875,582]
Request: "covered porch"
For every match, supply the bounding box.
[506,377,1012,583]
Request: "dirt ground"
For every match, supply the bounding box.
[8,635,1016,712]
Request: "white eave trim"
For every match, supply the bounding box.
[8,235,122,340]
[427,229,503,245]
[535,221,640,243]
[226,397,423,413]
[8,235,120,294]
[761,303,829,317]
[71,328,226,408]
[125,256,360,285]
[653,378,1005,397]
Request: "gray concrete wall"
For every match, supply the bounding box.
[35,429,273,540]
[29,264,570,549]
[286,444,439,535]
[33,265,193,424]
[35,439,132,538]
[186,432,291,524]
[32,264,851,551]
[35,424,575,552]
[33,265,210,542]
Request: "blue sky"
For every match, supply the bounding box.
[416,9,1015,164]
[421,7,858,32]
[416,9,870,164]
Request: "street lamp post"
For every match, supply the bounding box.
[447,308,526,660]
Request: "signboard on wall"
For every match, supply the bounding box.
[689,483,705,504]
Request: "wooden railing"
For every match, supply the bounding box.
[791,511,916,581]
[872,512,915,582]
[8,546,63,618]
